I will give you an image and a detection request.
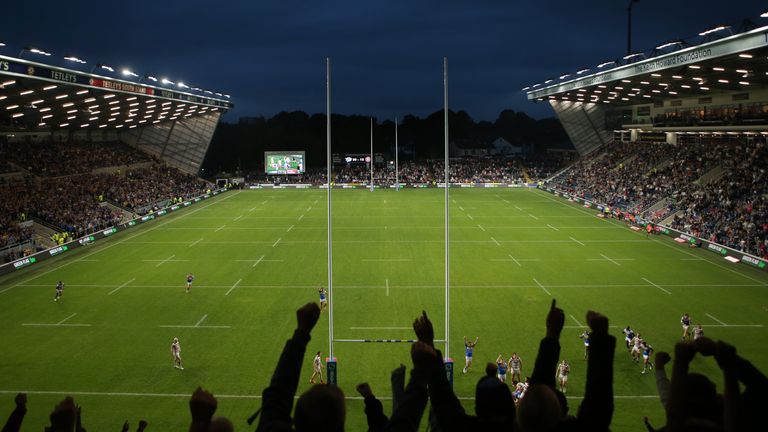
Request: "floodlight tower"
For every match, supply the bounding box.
[627,0,640,55]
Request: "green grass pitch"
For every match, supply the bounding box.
[0,188,766,431]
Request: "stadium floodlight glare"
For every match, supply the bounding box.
[597,61,615,68]
[576,68,590,74]
[64,56,86,64]
[699,25,729,36]
[688,65,701,69]
[214,92,223,96]
[19,90,34,96]
[521,86,530,91]
[0,42,5,47]
[42,114,52,119]
[623,52,643,60]
[738,53,753,59]
[656,40,682,50]
[739,81,750,85]
[39,107,51,112]
[26,47,52,56]
[559,74,570,80]
[76,89,89,95]
[177,82,189,89]
[224,94,231,99]
[2,80,17,87]
[59,123,69,127]
[544,79,553,84]
[146,75,158,82]
[99,64,115,73]
[761,11,768,17]
[712,67,725,71]
[30,99,44,105]
[122,69,139,78]
[55,94,68,99]
[161,78,175,85]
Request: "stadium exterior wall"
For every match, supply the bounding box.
[539,186,768,272]
[0,188,229,277]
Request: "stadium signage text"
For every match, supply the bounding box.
[707,243,727,255]
[50,70,77,83]
[741,255,766,269]
[48,245,68,256]
[0,61,9,71]
[13,257,36,269]
[90,79,154,95]
[635,49,712,74]
[102,228,117,236]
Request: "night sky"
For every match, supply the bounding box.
[4,1,765,121]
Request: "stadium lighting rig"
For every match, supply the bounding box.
[576,68,590,74]
[622,52,644,60]
[655,40,682,50]
[699,25,730,36]
[597,60,615,68]
[161,78,175,86]
[761,11,768,18]
[121,69,139,78]
[64,55,87,64]
[20,46,52,58]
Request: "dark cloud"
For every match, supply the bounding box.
[3,0,764,120]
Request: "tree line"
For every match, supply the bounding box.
[202,109,571,173]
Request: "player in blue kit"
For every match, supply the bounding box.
[680,313,691,340]
[579,330,590,360]
[641,342,654,374]
[185,273,194,293]
[496,354,508,383]
[318,287,327,312]
[462,336,478,374]
[53,281,64,302]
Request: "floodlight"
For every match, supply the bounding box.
[761,11,768,18]
[122,69,139,77]
[64,56,87,64]
[655,40,682,50]
[576,68,590,74]
[623,52,643,60]
[161,78,175,85]
[699,25,729,36]
[100,64,115,72]
[597,61,615,68]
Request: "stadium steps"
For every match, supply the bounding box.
[549,101,612,156]
[660,210,683,226]
[641,198,672,217]
[647,158,673,176]
[30,219,61,249]
[694,165,727,186]
[612,155,637,172]
[101,201,134,223]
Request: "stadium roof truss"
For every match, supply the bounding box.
[526,25,768,105]
[524,25,768,155]
[0,54,234,173]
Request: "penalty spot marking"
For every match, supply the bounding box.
[533,278,551,296]
[108,278,136,295]
[642,277,672,295]
[225,279,243,296]
[705,313,727,326]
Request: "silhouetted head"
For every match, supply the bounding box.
[475,375,515,425]
[211,416,234,432]
[294,384,345,432]
[517,384,564,432]
[684,373,721,423]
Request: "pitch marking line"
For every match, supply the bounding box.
[569,314,584,327]
[642,277,672,295]
[509,255,521,267]
[570,236,585,246]
[160,314,231,329]
[477,224,486,232]
[490,237,501,247]
[385,278,390,296]
[23,313,92,327]
[272,238,282,247]
[705,313,727,326]
[514,205,523,211]
[249,207,257,212]
[215,225,226,232]
[600,254,621,266]
[108,278,136,295]
[225,279,243,296]
[467,214,474,220]
[154,255,177,268]
[0,389,669,401]
[252,255,265,268]
[188,238,203,247]
[287,224,294,232]
[350,326,410,330]
[362,259,412,262]
[233,215,243,222]
[298,214,304,221]
[547,224,559,231]
[533,278,551,296]
[528,214,539,220]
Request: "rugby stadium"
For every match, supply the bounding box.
[1,9,767,432]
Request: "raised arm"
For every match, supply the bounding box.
[530,299,563,389]
[576,311,615,431]
[256,303,320,432]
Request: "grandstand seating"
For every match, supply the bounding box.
[548,138,768,258]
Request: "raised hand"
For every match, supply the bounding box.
[546,299,565,338]
[586,310,608,334]
[356,382,374,399]
[189,387,217,424]
[14,393,26,408]
[411,341,438,371]
[137,420,148,432]
[654,351,671,369]
[296,302,321,333]
[413,310,434,346]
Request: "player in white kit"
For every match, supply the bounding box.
[556,359,570,393]
[171,337,184,370]
[693,324,704,340]
[309,351,324,384]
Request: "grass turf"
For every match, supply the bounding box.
[0,188,766,431]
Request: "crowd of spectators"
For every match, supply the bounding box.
[5,300,763,431]
[0,136,213,262]
[245,157,566,186]
[549,138,768,258]
[0,138,152,177]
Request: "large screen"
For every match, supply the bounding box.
[265,152,305,175]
